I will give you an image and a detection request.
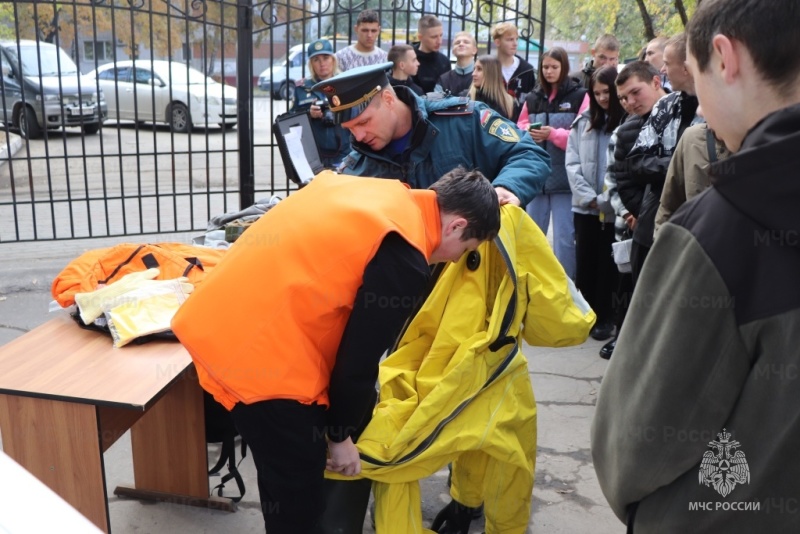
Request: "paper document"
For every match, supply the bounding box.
[284,125,315,184]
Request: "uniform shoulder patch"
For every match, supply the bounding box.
[486,118,520,143]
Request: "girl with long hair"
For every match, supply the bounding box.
[517,47,586,280]
[565,65,625,342]
[468,55,517,120]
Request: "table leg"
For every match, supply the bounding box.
[0,394,110,532]
[115,370,233,510]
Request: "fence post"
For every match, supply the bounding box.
[237,0,255,209]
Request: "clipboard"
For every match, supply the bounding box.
[273,111,325,186]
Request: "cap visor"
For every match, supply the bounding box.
[333,100,370,125]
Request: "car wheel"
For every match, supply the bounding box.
[18,106,42,140]
[278,81,292,101]
[82,123,101,135]
[169,102,192,133]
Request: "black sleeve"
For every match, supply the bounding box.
[326,232,430,442]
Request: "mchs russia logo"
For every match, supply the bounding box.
[699,429,750,497]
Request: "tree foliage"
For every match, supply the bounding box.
[546,0,699,60]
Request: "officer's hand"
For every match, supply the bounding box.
[494,186,520,206]
[326,436,361,477]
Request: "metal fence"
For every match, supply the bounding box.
[0,0,544,243]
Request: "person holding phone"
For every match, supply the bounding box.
[517,47,586,280]
[294,39,351,168]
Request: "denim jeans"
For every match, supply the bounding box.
[527,192,576,280]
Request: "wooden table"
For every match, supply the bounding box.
[0,314,229,532]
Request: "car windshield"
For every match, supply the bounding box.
[151,63,211,85]
[7,45,79,77]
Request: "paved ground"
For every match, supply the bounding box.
[0,233,622,533]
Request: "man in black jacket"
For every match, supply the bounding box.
[571,34,620,89]
[412,15,451,94]
[623,33,700,283]
[601,61,666,359]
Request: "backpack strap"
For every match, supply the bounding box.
[209,435,248,503]
[706,127,718,164]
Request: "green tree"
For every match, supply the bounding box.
[546,0,699,60]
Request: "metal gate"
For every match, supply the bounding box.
[0,0,544,243]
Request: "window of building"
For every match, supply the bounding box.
[84,41,114,62]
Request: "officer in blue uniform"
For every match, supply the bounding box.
[313,62,550,206]
[292,39,351,168]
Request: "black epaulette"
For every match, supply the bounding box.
[431,98,474,116]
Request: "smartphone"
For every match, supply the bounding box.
[528,122,543,131]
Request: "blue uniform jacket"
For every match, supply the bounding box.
[294,80,352,168]
[341,88,550,205]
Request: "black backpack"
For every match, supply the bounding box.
[204,391,247,503]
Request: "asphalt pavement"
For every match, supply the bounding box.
[0,232,622,533]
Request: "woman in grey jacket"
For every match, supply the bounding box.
[566,66,625,341]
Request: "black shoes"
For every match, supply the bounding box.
[599,337,616,360]
[590,321,615,341]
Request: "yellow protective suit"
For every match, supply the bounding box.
[331,205,595,533]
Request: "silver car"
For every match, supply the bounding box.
[0,40,107,139]
[88,60,237,133]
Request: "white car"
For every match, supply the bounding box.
[87,60,237,132]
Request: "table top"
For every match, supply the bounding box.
[0,314,192,410]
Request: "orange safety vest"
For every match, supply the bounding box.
[172,171,441,410]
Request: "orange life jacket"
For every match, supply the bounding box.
[171,171,441,410]
[51,243,227,308]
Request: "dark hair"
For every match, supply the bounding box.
[388,44,414,66]
[687,0,800,96]
[429,167,500,242]
[665,33,687,63]
[588,66,625,133]
[356,9,380,25]
[616,60,660,87]
[538,47,570,94]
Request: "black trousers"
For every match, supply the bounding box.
[574,213,619,325]
[231,399,328,534]
[630,240,651,287]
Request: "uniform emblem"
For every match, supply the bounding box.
[487,119,520,143]
[699,429,750,497]
[314,42,323,51]
[331,95,340,107]
[480,109,492,127]
[322,85,336,95]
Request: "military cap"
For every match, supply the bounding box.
[311,62,393,124]
[307,39,334,59]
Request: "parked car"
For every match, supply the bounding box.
[258,41,349,100]
[87,60,237,133]
[0,40,107,139]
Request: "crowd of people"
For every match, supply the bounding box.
[187,0,800,531]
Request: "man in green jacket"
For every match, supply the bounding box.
[592,0,800,531]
